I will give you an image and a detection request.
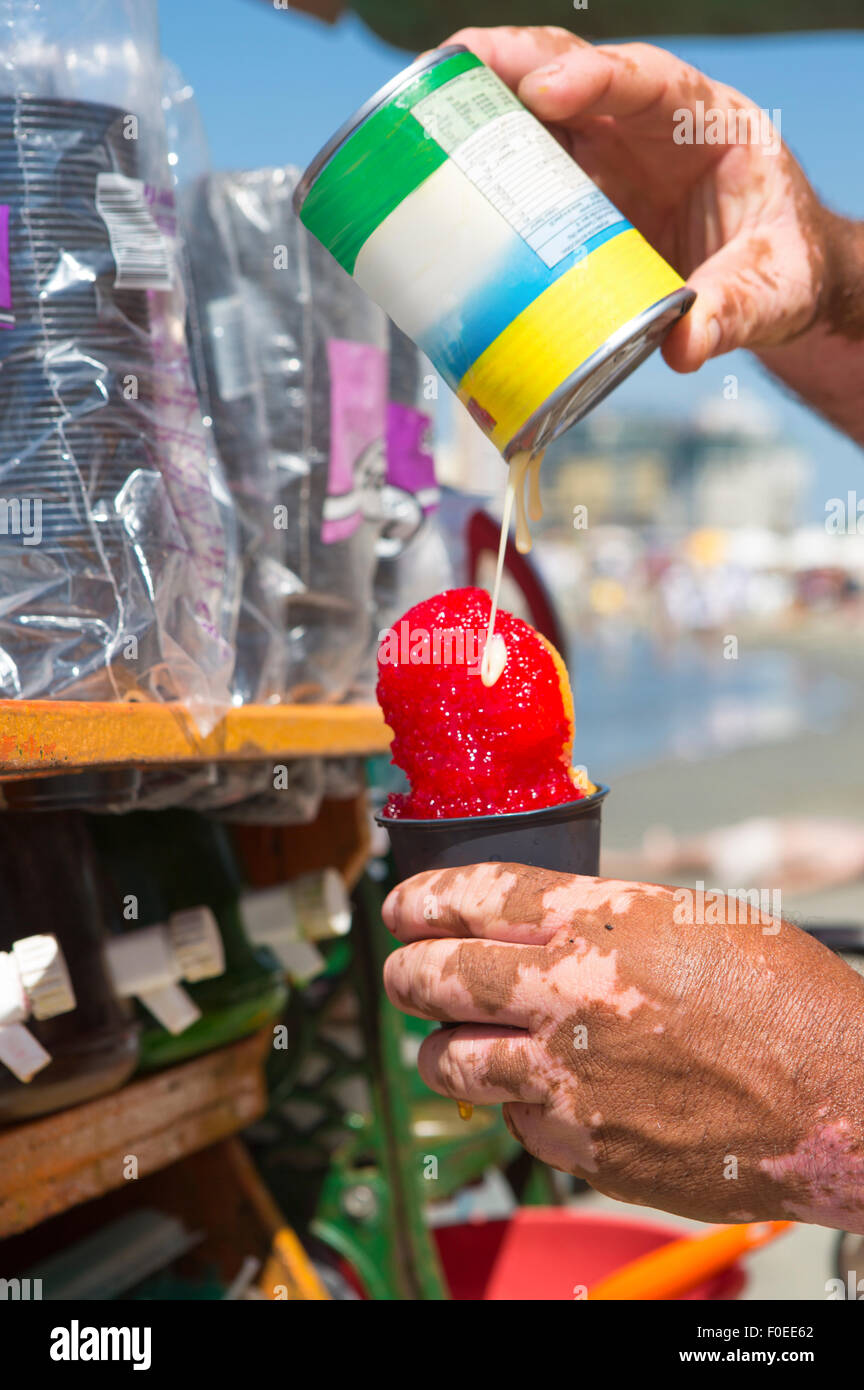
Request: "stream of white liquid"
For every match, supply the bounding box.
[464,451,544,1121]
[480,450,544,688]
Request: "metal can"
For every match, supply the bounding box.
[295,45,695,461]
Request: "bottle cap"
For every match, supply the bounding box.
[240,887,298,951]
[291,870,351,941]
[169,908,225,982]
[241,871,350,952]
[0,951,27,1027]
[12,934,76,1020]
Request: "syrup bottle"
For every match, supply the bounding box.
[0,812,139,1122]
[89,809,287,1070]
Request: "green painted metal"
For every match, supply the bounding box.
[254,860,531,1299]
[348,0,862,49]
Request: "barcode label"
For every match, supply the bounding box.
[206,294,257,401]
[96,173,174,290]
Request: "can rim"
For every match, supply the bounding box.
[504,287,696,459]
[292,44,468,216]
[375,783,609,832]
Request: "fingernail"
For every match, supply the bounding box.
[705,317,722,356]
[381,890,396,929]
[526,62,564,89]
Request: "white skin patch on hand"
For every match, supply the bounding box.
[543,877,671,922]
[553,941,656,1019]
[760,1119,864,1226]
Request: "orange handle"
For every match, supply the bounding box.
[587,1220,793,1301]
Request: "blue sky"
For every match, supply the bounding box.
[159,3,864,519]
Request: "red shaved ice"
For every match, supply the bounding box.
[376,586,588,819]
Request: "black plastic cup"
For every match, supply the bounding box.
[376,784,609,881]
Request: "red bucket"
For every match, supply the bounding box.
[434,1207,747,1301]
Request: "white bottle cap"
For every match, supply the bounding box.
[291,870,351,942]
[169,908,224,982]
[241,871,350,956]
[105,909,224,1036]
[12,934,76,1021]
[241,887,299,954]
[107,909,224,999]
[0,951,27,1027]
[0,936,73,1082]
[107,923,176,998]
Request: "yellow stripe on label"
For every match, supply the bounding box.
[457,229,685,453]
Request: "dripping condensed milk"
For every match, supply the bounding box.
[294,44,695,677]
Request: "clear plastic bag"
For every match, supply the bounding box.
[189,167,388,704]
[215,758,325,826]
[352,321,453,698]
[0,1,238,725]
[174,127,285,706]
[322,756,366,801]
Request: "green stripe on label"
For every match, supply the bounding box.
[300,49,482,275]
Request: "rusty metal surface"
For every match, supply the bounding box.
[0,700,391,776]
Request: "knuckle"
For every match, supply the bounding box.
[424,1038,474,1098]
[387,942,445,1015]
[413,957,443,1011]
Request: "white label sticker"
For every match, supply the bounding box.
[206,294,257,402]
[413,68,624,269]
[96,173,174,291]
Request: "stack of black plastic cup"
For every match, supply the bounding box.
[0,95,160,698]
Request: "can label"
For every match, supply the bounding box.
[411,66,625,271]
[300,49,687,455]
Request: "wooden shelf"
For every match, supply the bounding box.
[0,1030,271,1239]
[0,699,392,776]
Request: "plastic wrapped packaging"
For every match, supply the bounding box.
[352,321,453,698]
[180,761,275,814]
[0,768,142,813]
[321,757,366,801]
[184,167,387,705]
[177,170,284,706]
[215,758,325,826]
[0,2,238,723]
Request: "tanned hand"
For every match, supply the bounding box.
[384,864,864,1232]
[446,26,864,444]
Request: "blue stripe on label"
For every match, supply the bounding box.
[418,219,631,388]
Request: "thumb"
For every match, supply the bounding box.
[662,235,804,374]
